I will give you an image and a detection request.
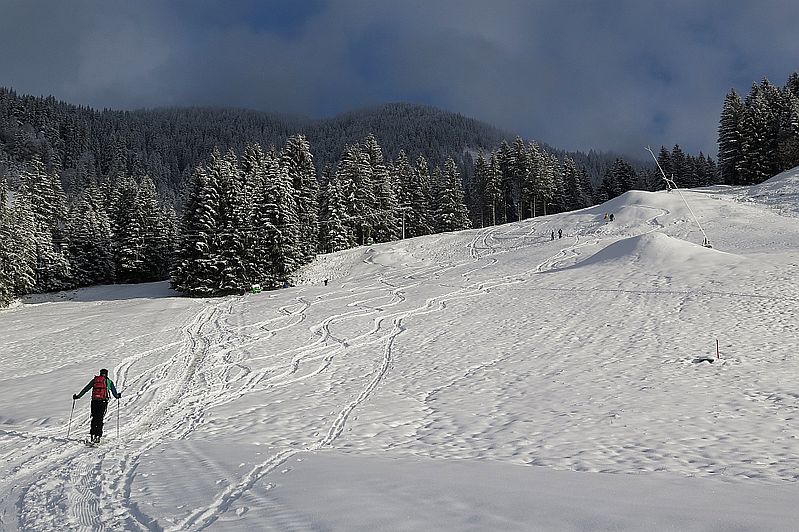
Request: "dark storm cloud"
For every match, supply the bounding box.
[1,0,797,158]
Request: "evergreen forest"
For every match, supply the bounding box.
[4,70,797,304]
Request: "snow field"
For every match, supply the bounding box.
[2,168,799,530]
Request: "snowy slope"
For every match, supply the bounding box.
[2,168,799,530]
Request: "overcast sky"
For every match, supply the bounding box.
[1,0,797,158]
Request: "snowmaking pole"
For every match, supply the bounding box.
[645,146,713,248]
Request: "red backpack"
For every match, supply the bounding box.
[91,375,108,399]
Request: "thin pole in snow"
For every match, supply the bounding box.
[716,339,720,360]
[645,146,713,248]
[67,398,76,439]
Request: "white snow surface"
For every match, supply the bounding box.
[3,168,799,531]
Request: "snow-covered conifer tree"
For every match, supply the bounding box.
[109,175,145,283]
[138,176,174,281]
[18,156,71,291]
[484,152,503,225]
[67,180,113,286]
[0,179,12,304]
[496,140,514,222]
[536,147,556,216]
[282,135,318,264]
[318,165,352,253]
[600,158,637,200]
[394,150,431,238]
[473,151,490,227]
[562,158,587,211]
[414,155,434,236]
[737,90,777,185]
[432,158,471,233]
[337,144,375,245]
[511,137,531,219]
[777,88,799,170]
[214,150,248,294]
[362,134,399,242]
[262,154,300,283]
[6,189,37,298]
[172,162,221,296]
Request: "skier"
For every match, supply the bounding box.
[551,230,555,241]
[73,368,121,443]
[558,229,563,239]
[609,213,614,222]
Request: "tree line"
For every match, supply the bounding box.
[0,156,176,305]
[2,86,731,304]
[2,128,719,303]
[718,72,799,185]
[172,134,471,296]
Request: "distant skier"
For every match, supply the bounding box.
[73,368,121,443]
[324,278,329,286]
[551,230,555,241]
[558,229,563,239]
[609,213,614,222]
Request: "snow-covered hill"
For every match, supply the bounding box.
[2,168,799,531]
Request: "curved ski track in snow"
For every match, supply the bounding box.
[2,205,722,531]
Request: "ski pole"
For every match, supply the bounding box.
[67,398,76,439]
[117,396,120,440]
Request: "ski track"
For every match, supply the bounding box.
[167,221,528,529]
[0,211,622,531]
[3,203,749,530]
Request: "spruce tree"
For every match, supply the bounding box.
[562,157,591,211]
[394,151,433,238]
[737,90,777,184]
[241,143,270,282]
[526,142,544,217]
[433,159,471,232]
[549,156,567,214]
[656,146,672,189]
[282,135,318,264]
[7,187,39,296]
[318,167,352,252]
[263,154,300,282]
[110,175,145,283]
[486,151,503,225]
[786,72,799,99]
[537,150,557,216]
[669,145,688,187]
[473,151,490,227]
[0,179,12,304]
[511,137,531,219]
[337,144,375,245]
[172,163,221,296]
[18,156,71,291]
[362,134,399,242]
[777,90,799,170]
[414,155,435,236]
[67,180,113,286]
[598,167,618,202]
[496,140,514,222]
[215,150,248,294]
[137,176,173,281]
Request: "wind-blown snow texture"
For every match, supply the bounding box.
[2,167,799,531]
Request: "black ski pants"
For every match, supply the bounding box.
[90,399,109,437]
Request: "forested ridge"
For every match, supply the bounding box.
[6,73,792,304]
